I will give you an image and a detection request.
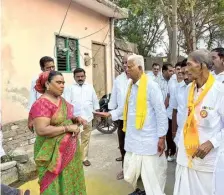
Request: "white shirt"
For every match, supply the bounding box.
[214,71,224,83]
[110,79,168,155]
[63,82,99,122]
[177,81,224,172]
[213,71,224,194]
[169,81,188,146]
[146,71,153,76]
[147,71,160,81]
[171,74,177,80]
[211,70,216,76]
[155,75,169,102]
[108,72,130,120]
[28,75,42,110]
[166,75,178,119]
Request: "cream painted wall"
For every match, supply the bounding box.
[1,0,113,124]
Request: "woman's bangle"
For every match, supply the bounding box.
[67,125,71,132]
[63,125,69,133]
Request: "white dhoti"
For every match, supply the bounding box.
[123,152,167,195]
[213,150,224,195]
[174,164,213,195]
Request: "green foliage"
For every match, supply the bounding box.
[177,0,224,52]
[115,0,165,56]
[114,0,224,55]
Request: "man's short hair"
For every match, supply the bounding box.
[188,49,213,69]
[181,59,187,68]
[128,54,145,71]
[39,56,54,69]
[211,48,224,58]
[73,68,86,76]
[175,62,182,68]
[162,63,173,72]
[152,63,160,68]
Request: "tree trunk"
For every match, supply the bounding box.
[160,0,177,65]
[168,33,172,63]
[191,2,196,51]
[170,0,177,65]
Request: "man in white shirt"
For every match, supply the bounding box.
[166,62,182,162]
[155,63,174,163]
[211,48,224,83]
[147,63,161,80]
[170,59,191,147]
[27,56,55,131]
[64,68,99,166]
[28,56,55,110]
[211,47,224,195]
[97,54,168,195]
[155,63,174,104]
[173,49,224,195]
[108,55,130,180]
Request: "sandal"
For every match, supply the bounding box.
[115,157,122,162]
[83,160,91,166]
[128,188,142,195]
[24,190,31,195]
[20,190,30,195]
[116,171,124,180]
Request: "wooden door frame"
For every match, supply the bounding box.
[91,41,107,94]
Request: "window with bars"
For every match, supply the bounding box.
[56,35,80,72]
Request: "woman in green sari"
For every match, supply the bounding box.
[29,71,86,195]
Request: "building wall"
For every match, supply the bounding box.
[144,56,186,71]
[1,0,113,124]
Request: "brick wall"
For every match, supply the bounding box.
[2,120,35,153]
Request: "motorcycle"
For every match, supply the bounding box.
[95,94,118,134]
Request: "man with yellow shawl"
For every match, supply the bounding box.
[95,54,168,195]
[173,49,224,195]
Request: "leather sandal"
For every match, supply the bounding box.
[115,157,122,162]
[83,160,91,166]
[20,190,30,195]
[24,190,31,195]
[116,171,124,180]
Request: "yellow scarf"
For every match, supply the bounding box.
[184,73,215,167]
[123,73,148,132]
